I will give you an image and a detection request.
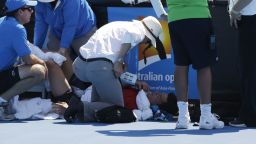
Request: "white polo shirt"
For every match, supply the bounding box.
[229,0,256,15]
[79,20,145,63]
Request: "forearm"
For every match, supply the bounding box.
[113,43,131,78]
[60,31,76,49]
[116,43,131,63]
[22,54,45,65]
[34,12,48,47]
[61,0,80,49]
[150,0,167,18]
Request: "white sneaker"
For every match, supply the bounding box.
[136,90,150,111]
[141,109,153,120]
[199,114,224,129]
[175,115,190,129]
[133,109,142,121]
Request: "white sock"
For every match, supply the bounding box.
[0,97,7,103]
[200,103,212,116]
[177,101,189,117]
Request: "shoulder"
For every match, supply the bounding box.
[13,23,26,35]
[2,18,26,34]
[110,21,134,30]
[35,2,47,11]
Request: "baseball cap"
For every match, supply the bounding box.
[38,0,55,2]
[141,16,163,47]
[6,0,37,12]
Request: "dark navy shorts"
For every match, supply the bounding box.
[0,67,20,95]
[169,18,218,69]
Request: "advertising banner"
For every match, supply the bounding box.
[108,7,199,99]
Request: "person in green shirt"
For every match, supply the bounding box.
[150,0,224,129]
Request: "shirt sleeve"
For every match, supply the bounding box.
[13,26,31,57]
[34,4,48,48]
[60,0,80,48]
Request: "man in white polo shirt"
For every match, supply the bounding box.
[229,0,256,127]
[64,16,164,123]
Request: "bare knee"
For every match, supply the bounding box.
[46,60,58,68]
[30,64,47,82]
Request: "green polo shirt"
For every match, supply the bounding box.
[167,0,211,22]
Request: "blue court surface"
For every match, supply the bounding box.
[0,120,255,144]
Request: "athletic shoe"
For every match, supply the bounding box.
[132,109,142,121]
[141,109,153,120]
[132,109,153,121]
[199,114,224,129]
[175,114,190,129]
[229,119,247,128]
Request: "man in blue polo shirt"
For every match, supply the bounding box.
[0,0,47,107]
[34,0,97,79]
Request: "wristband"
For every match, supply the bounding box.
[120,72,137,85]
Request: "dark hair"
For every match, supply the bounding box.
[0,0,7,17]
[0,0,20,17]
[6,9,19,17]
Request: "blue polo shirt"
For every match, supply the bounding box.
[34,0,96,49]
[0,17,31,71]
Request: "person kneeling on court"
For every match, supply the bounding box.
[64,16,164,123]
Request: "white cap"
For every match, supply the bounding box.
[6,0,37,12]
[141,16,163,47]
[38,0,55,2]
